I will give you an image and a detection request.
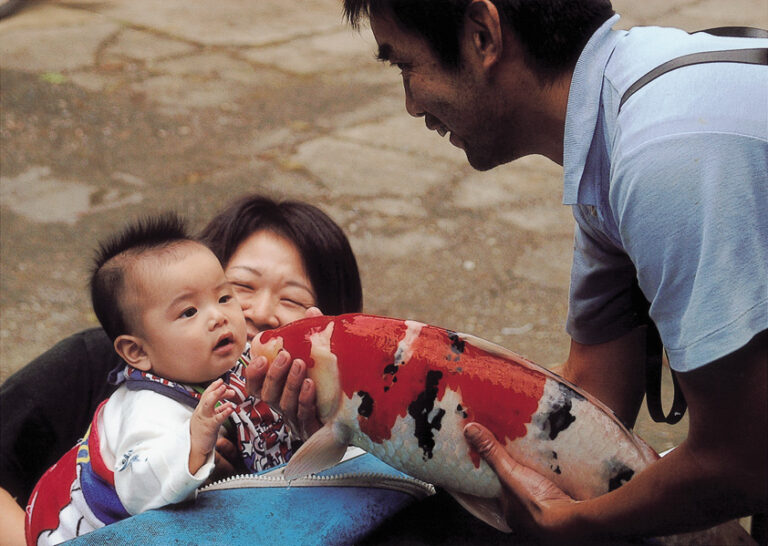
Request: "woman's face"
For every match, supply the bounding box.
[224,230,316,340]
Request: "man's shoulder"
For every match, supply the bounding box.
[605,26,767,97]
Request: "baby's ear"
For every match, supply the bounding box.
[114,335,151,371]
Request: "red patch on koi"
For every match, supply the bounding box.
[334,316,544,466]
[258,315,545,468]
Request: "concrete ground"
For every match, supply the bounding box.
[1,0,766,458]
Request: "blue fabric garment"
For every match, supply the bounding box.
[67,453,425,546]
[564,16,768,371]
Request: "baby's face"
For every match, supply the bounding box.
[130,242,247,383]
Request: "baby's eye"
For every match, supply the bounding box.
[180,307,197,318]
[219,294,233,304]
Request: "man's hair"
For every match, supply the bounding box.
[90,213,193,341]
[199,194,363,316]
[343,0,614,80]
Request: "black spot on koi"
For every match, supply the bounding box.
[445,332,465,361]
[357,391,374,418]
[543,383,579,440]
[549,451,562,474]
[383,362,401,392]
[408,370,446,460]
[608,464,635,491]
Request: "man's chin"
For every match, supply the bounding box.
[465,149,500,172]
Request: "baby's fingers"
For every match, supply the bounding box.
[213,401,235,424]
[199,379,234,415]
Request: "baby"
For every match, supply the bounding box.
[25,214,292,545]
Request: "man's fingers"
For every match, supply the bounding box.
[464,423,515,474]
[464,423,572,507]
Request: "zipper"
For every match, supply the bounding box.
[197,465,435,499]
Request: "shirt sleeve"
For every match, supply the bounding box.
[609,132,768,371]
[566,206,646,346]
[102,391,215,516]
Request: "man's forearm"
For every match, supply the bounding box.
[560,327,647,427]
[566,440,757,540]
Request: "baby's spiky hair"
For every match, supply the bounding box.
[90,212,193,340]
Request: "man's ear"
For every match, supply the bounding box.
[114,335,151,371]
[465,0,504,71]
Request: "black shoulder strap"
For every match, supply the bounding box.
[628,26,767,424]
[632,281,687,425]
[619,27,768,113]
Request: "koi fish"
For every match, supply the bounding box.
[251,314,753,544]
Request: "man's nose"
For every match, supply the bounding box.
[404,81,423,118]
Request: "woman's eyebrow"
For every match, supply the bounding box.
[227,265,262,277]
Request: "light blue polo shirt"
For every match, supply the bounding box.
[563,15,768,371]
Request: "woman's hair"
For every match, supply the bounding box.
[344,0,614,81]
[199,195,363,315]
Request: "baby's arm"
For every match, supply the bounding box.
[188,379,235,474]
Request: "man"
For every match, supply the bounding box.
[331,0,766,542]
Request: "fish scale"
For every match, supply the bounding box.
[252,313,754,544]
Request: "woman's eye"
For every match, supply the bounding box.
[232,283,253,292]
[282,298,309,309]
[180,307,197,318]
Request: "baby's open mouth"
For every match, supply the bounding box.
[214,333,234,350]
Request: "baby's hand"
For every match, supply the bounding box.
[189,379,235,474]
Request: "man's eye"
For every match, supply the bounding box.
[180,307,197,318]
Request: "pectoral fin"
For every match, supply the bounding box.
[282,422,347,481]
[448,490,512,533]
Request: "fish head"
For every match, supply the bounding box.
[251,316,342,423]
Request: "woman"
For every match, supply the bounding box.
[0,194,362,545]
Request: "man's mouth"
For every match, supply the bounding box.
[425,115,448,138]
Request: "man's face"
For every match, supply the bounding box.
[370,11,553,169]
[371,16,490,170]
[370,13,504,171]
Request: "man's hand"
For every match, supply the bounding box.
[245,306,324,439]
[463,423,582,544]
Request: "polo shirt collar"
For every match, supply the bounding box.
[563,14,623,205]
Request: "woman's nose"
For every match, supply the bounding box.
[241,292,280,330]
